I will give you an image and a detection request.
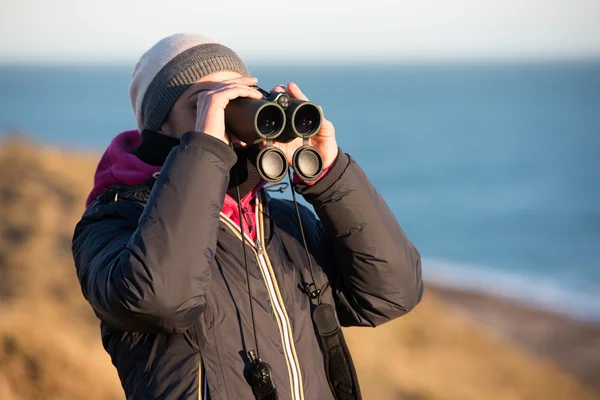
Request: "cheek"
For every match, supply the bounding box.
[170,107,197,135]
[183,108,198,132]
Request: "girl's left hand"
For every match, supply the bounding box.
[268,82,338,170]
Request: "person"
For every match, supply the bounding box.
[71,33,423,400]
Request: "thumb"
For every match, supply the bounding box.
[288,82,309,101]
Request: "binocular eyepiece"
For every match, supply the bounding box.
[225,88,324,184]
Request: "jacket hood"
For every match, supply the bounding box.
[86,130,262,212]
[86,130,160,207]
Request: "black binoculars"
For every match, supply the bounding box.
[224,87,324,184]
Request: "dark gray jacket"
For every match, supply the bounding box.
[72,132,423,400]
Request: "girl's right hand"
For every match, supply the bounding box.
[194,76,263,144]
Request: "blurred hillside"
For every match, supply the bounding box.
[0,134,597,400]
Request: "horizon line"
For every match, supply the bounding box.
[2,56,600,68]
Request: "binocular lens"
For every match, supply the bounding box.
[294,104,321,136]
[257,147,288,183]
[292,146,324,182]
[257,105,285,137]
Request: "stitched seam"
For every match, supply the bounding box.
[212,327,230,400]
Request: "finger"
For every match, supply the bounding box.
[199,86,263,109]
[213,77,258,90]
[222,76,259,85]
[287,82,309,101]
[210,84,263,98]
[271,84,287,93]
[219,86,264,101]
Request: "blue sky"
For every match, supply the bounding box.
[1,0,600,64]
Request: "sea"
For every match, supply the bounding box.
[1,62,599,322]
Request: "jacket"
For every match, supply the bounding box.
[71,130,424,400]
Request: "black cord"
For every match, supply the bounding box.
[286,167,320,299]
[264,182,289,193]
[230,139,261,360]
[317,282,330,305]
[253,86,271,97]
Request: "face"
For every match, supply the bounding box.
[160,71,244,139]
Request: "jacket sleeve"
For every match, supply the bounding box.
[72,132,237,334]
[295,148,424,328]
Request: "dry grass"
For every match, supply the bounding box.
[0,134,597,400]
[0,304,122,400]
[344,293,599,400]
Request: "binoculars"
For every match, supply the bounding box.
[224,87,324,183]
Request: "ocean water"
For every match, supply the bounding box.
[1,62,599,321]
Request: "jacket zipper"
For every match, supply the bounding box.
[199,362,207,400]
[254,199,304,400]
[218,197,304,400]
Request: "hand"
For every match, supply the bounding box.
[195,77,263,143]
[269,82,338,170]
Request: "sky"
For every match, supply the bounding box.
[1,0,600,64]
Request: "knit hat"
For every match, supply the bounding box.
[129,33,250,132]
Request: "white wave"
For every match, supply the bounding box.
[422,257,600,323]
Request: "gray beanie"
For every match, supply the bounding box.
[129,33,250,132]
